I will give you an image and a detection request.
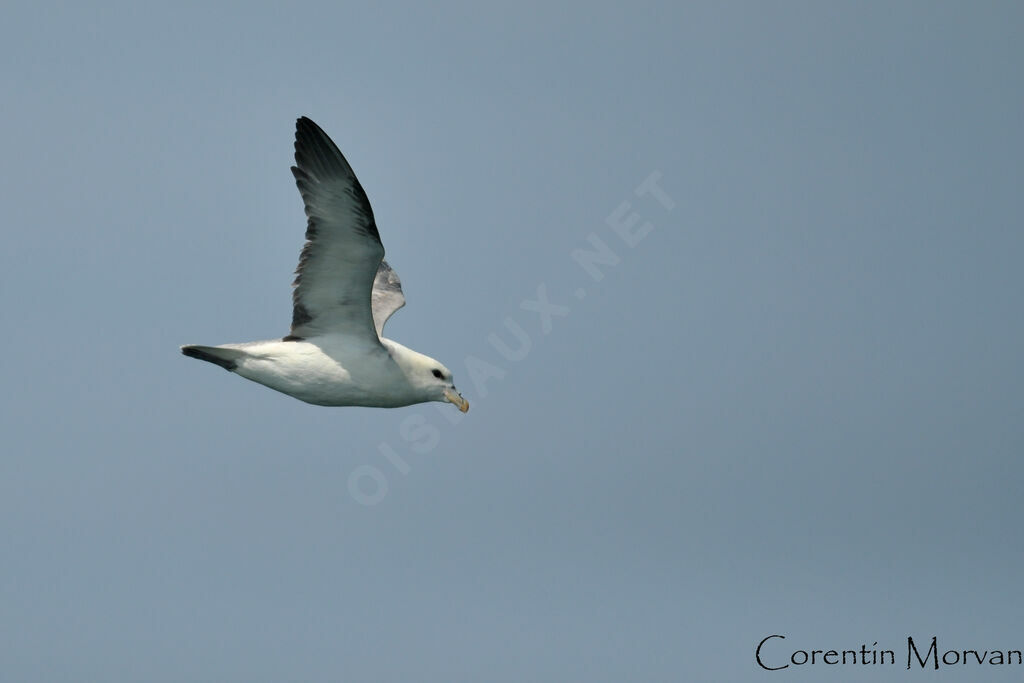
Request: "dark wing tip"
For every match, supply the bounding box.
[294,116,325,144]
[181,345,237,372]
[293,116,349,179]
[377,260,403,292]
[288,116,382,246]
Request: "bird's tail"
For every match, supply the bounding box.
[180,345,244,372]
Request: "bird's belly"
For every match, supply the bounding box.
[233,343,415,408]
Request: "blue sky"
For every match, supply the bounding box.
[1,2,1022,681]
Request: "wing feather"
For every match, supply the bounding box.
[287,117,384,342]
[371,260,406,336]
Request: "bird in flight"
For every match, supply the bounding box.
[181,117,469,412]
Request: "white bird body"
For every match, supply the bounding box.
[181,117,468,413]
[196,337,440,408]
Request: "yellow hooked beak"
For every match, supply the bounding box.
[444,388,470,413]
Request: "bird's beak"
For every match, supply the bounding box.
[444,388,469,413]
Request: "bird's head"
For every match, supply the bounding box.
[424,361,469,413]
[388,343,469,412]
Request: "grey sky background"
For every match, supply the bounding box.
[2,2,1022,681]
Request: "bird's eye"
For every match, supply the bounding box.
[432,369,444,379]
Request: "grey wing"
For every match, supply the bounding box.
[287,117,385,343]
[371,260,406,337]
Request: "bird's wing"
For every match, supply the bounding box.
[371,259,406,337]
[287,116,385,342]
